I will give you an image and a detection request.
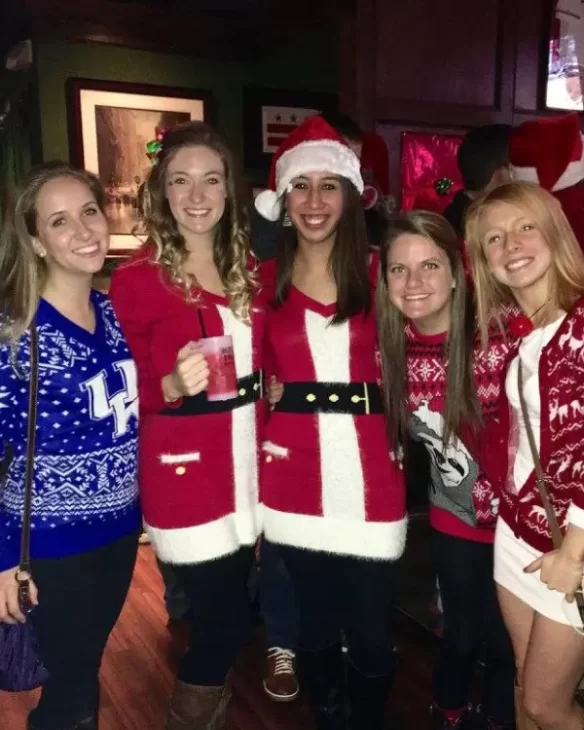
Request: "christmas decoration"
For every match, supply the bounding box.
[434,177,454,196]
[508,315,536,338]
[145,127,169,165]
[400,132,464,213]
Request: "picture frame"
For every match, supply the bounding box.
[243,87,338,182]
[67,78,212,253]
[545,1,584,111]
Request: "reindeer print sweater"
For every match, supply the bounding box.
[487,298,584,553]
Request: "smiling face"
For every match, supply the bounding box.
[34,176,109,279]
[165,144,227,243]
[479,201,552,302]
[285,172,345,245]
[385,232,454,334]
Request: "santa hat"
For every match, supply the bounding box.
[509,113,584,192]
[254,115,364,221]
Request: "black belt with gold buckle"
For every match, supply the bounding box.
[274,381,383,416]
[160,370,263,416]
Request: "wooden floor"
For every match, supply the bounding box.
[2,545,439,729]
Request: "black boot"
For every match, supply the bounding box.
[298,643,347,730]
[431,704,474,729]
[346,661,392,730]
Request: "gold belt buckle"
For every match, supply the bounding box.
[349,383,370,415]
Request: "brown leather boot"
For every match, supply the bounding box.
[514,684,539,730]
[166,679,231,730]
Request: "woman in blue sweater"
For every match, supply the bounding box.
[0,162,140,729]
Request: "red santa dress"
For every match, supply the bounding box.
[260,255,407,560]
[110,244,266,565]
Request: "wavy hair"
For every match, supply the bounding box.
[0,161,106,344]
[465,181,584,346]
[377,211,481,449]
[142,121,256,322]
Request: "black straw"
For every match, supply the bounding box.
[197,308,208,338]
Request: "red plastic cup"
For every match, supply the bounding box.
[199,335,238,401]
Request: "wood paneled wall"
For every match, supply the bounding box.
[340,0,558,201]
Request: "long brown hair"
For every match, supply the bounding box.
[465,181,584,346]
[0,161,106,344]
[274,178,371,323]
[377,211,481,449]
[142,121,256,321]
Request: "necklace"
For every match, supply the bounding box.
[508,299,550,338]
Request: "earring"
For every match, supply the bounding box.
[34,245,46,258]
[283,211,292,227]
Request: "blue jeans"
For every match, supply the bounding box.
[260,540,299,650]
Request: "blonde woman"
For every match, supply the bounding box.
[109,121,265,729]
[466,181,584,730]
[0,162,140,729]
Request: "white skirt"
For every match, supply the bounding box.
[494,518,583,629]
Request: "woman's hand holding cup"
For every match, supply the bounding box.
[163,342,210,402]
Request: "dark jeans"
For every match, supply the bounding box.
[156,558,191,621]
[280,546,396,677]
[172,547,254,686]
[28,531,138,729]
[260,540,299,650]
[432,530,515,724]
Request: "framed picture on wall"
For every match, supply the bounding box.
[545,0,584,111]
[243,87,338,182]
[66,78,212,253]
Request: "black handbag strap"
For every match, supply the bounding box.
[517,361,564,550]
[18,324,39,575]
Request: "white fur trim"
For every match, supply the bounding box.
[305,311,366,521]
[263,506,407,559]
[276,139,364,198]
[145,508,260,564]
[512,133,584,191]
[567,502,584,530]
[159,452,201,465]
[263,441,290,458]
[217,306,259,519]
[255,189,281,221]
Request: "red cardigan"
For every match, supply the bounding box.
[486,298,584,553]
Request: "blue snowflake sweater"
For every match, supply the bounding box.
[0,291,140,571]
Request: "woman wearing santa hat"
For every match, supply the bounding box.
[466,181,584,730]
[110,121,265,729]
[256,115,406,730]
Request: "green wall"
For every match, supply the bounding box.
[36,31,338,180]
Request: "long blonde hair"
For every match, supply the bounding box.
[142,121,256,322]
[0,161,106,344]
[465,181,584,346]
[377,211,481,449]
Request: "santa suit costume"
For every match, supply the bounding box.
[255,116,406,730]
[405,318,517,729]
[110,243,265,695]
[510,112,584,251]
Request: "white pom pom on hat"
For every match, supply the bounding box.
[254,115,364,221]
